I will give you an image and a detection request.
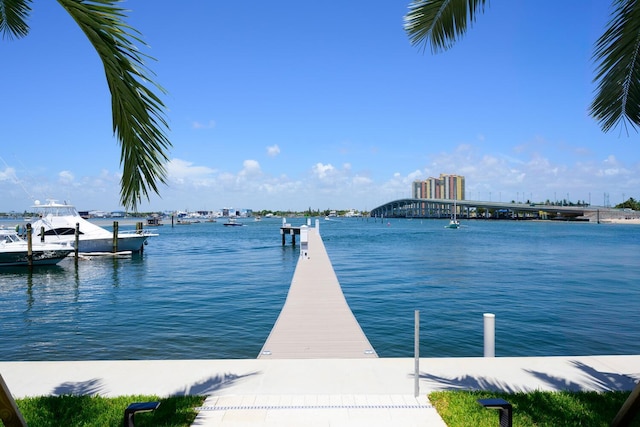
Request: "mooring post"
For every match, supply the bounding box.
[40,226,45,243]
[484,313,495,357]
[26,223,33,267]
[112,221,118,253]
[75,223,80,259]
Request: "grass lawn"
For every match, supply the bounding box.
[16,395,205,427]
[429,390,640,427]
[11,391,640,426]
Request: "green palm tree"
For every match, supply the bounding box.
[0,0,170,211]
[404,0,640,133]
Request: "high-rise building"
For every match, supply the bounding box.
[412,174,465,200]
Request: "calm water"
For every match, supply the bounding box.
[1,217,639,361]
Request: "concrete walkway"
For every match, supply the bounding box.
[1,355,639,425]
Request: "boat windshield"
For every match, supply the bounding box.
[34,202,79,217]
[1,232,21,243]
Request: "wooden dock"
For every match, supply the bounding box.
[280,224,301,245]
[259,226,378,359]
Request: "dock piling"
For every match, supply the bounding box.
[112,221,119,253]
[74,223,80,259]
[26,223,33,267]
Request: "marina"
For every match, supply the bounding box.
[0,217,639,361]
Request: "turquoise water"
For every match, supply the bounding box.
[1,217,639,361]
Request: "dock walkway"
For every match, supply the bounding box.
[259,226,377,359]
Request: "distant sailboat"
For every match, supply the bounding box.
[445,200,460,229]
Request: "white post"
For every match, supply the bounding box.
[299,225,309,259]
[307,217,311,226]
[315,219,320,234]
[484,313,495,357]
[414,310,420,397]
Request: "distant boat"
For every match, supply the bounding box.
[445,201,460,229]
[223,217,243,227]
[0,228,73,267]
[146,216,163,226]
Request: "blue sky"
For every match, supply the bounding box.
[2,1,639,213]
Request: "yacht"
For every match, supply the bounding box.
[29,200,157,253]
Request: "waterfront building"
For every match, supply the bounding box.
[412,174,465,200]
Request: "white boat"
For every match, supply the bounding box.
[223,217,243,227]
[0,228,73,267]
[445,201,460,229]
[445,219,460,229]
[29,200,157,253]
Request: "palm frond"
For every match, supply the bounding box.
[57,0,171,210]
[404,0,487,53]
[591,0,640,133]
[0,0,32,39]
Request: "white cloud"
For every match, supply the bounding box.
[192,120,216,129]
[58,170,74,184]
[0,166,18,182]
[167,158,216,181]
[312,163,336,180]
[239,160,262,178]
[5,135,640,213]
[267,144,280,157]
[407,169,423,181]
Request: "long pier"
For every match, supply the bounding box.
[259,224,377,359]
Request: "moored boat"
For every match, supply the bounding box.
[0,228,73,267]
[29,200,157,253]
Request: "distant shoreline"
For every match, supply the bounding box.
[599,217,640,224]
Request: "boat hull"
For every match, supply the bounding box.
[0,249,72,267]
[40,235,149,253]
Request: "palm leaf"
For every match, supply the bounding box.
[404,0,487,53]
[0,0,31,39]
[57,0,171,210]
[591,0,640,133]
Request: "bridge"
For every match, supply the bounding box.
[369,198,602,220]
